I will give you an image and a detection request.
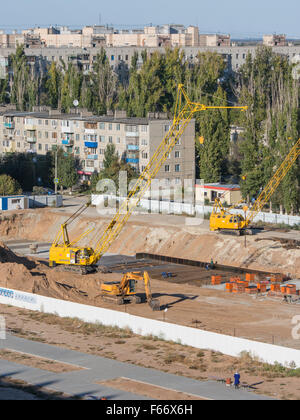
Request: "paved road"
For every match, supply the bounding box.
[0,333,272,400]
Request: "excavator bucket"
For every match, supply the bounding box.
[149,299,160,311]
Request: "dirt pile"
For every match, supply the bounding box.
[0,241,119,303]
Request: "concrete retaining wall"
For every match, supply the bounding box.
[0,287,299,368]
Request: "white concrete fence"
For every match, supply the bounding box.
[0,287,299,368]
[91,194,300,227]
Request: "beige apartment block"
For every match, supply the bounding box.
[1,25,221,49]
[263,34,287,47]
[0,109,195,184]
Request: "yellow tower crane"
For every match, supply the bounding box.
[49,85,247,274]
[210,138,300,235]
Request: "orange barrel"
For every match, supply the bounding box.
[286,287,297,295]
[271,284,281,292]
[281,286,287,294]
[237,280,249,287]
[226,283,234,291]
[257,283,267,292]
[246,273,255,282]
[211,276,222,285]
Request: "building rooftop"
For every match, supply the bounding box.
[0,109,174,125]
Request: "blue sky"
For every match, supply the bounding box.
[1,0,300,38]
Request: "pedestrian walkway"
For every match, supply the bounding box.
[0,334,272,400]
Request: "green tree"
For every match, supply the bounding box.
[54,148,79,189]
[46,62,61,108]
[0,174,22,196]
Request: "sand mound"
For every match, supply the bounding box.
[0,242,36,269]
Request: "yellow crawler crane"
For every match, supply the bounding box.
[49,85,247,273]
[100,271,160,311]
[210,138,300,235]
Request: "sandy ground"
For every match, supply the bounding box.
[1,304,300,400]
[97,378,206,400]
[0,242,299,348]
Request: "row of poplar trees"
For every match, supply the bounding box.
[0,44,299,212]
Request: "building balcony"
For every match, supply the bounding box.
[25,125,36,131]
[61,126,74,134]
[62,139,74,146]
[4,122,14,129]
[84,141,98,149]
[126,132,139,138]
[126,158,139,164]
[85,129,97,135]
[127,144,139,151]
[26,137,37,143]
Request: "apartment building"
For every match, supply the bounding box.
[0,109,195,184]
[263,34,287,47]
[1,25,227,49]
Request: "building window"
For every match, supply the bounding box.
[52,132,57,139]
[100,136,105,142]
[175,151,180,158]
[142,152,148,159]
[45,132,48,139]
[38,144,42,151]
[45,144,48,151]
[116,124,120,131]
[45,120,48,125]
[165,165,170,172]
[100,123,105,130]
[76,134,80,141]
[175,164,181,172]
[117,137,121,144]
[141,139,148,146]
[109,123,113,130]
[141,126,148,132]
[164,125,170,132]
[109,136,113,143]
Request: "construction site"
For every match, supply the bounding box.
[0,85,299,400]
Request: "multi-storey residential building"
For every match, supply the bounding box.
[0,108,195,185]
[263,34,287,47]
[1,25,226,49]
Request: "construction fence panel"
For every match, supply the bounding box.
[0,287,299,368]
[92,195,300,226]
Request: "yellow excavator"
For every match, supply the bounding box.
[210,138,300,235]
[49,84,247,273]
[100,271,160,311]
